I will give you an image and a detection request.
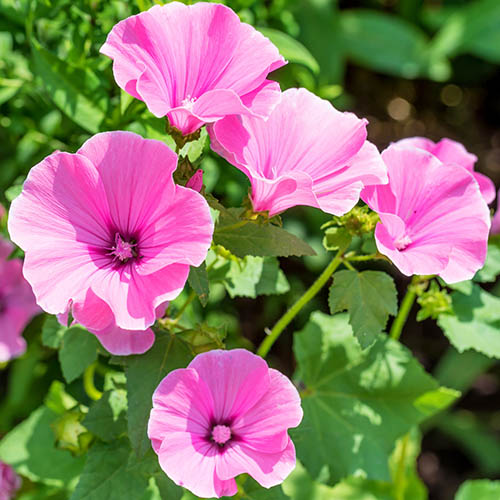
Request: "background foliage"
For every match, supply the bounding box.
[1,1,499,499]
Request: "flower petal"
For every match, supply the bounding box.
[188,349,270,422]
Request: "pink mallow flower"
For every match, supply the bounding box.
[209,88,388,217]
[395,137,495,204]
[491,189,500,235]
[361,144,490,283]
[0,236,39,362]
[0,461,21,500]
[148,349,303,498]
[8,131,213,356]
[100,2,285,136]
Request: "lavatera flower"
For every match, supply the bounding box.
[209,88,388,217]
[395,136,495,205]
[0,461,21,500]
[0,237,39,363]
[8,131,213,356]
[148,349,303,498]
[101,2,285,136]
[361,144,490,283]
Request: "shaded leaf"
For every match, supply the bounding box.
[59,327,100,383]
[188,262,209,306]
[41,315,66,349]
[83,390,128,442]
[125,333,192,458]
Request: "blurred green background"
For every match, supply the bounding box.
[1,1,499,499]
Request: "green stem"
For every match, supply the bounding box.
[83,363,102,401]
[394,433,410,500]
[389,276,418,341]
[257,245,348,358]
[175,290,196,320]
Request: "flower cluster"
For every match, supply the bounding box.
[4,1,495,498]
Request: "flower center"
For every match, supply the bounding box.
[394,234,412,251]
[109,234,138,263]
[211,424,232,446]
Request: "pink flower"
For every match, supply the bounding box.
[395,137,495,204]
[209,88,388,217]
[8,131,213,356]
[148,349,303,498]
[361,144,490,283]
[101,2,285,136]
[491,190,500,235]
[0,236,39,363]
[0,461,21,500]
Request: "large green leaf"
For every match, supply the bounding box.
[339,9,450,80]
[31,40,106,133]
[437,283,500,358]
[125,332,193,458]
[59,326,100,383]
[258,28,320,74]
[0,406,85,487]
[82,390,128,442]
[209,255,290,298]
[329,270,397,348]
[431,0,500,64]
[455,480,500,500]
[213,208,315,258]
[70,439,150,500]
[292,312,458,483]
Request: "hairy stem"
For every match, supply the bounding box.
[257,244,349,358]
[389,276,419,341]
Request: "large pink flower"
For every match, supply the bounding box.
[209,88,388,217]
[395,137,495,204]
[8,131,213,356]
[361,144,490,283]
[101,2,285,136]
[0,461,21,500]
[0,237,39,362]
[148,349,303,498]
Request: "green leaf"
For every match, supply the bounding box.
[431,0,500,64]
[31,40,106,133]
[41,315,67,348]
[328,270,397,348]
[0,406,85,487]
[209,255,290,298]
[258,27,320,74]
[455,480,500,500]
[70,439,150,500]
[437,283,500,358]
[188,262,209,306]
[474,241,500,283]
[59,327,100,383]
[214,208,315,258]
[82,390,128,442]
[283,461,337,500]
[339,10,450,80]
[292,312,458,483]
[125,333,192,458]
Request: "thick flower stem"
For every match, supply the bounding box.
[83,363,102,401]
[389,275,419,341]
[257,244,349,358]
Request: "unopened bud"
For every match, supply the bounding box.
[186,169,203,192]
